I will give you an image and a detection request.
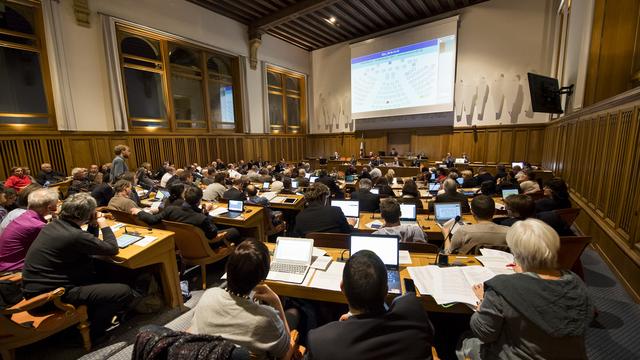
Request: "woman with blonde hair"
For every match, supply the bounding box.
[458,219,593,359]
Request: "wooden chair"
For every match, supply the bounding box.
[558,236,591,278]
[399,241,439,253]
[468,244,511,255]
[306,232,349,248]
[162,220,234,289]
[527,190,545,201]
[48,179,72,200]
[554,208,581,227]
[108,209,150,227]
[0,273,90,360]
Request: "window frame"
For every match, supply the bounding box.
[115,23,244,134]
[265,64,306,134]
[0,0,57,130]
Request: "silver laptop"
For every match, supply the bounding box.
[331,200,360,227]
[349,234,401,294]
[399,203,417,225]
[434,202,461,226]
[219,200,244,218]
[501,188,519,199]
[267,237,314,284]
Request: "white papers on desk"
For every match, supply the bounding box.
[399,250,412,264]
[209,207,229,217]
[407,265,496,306]
[271,196,288,204]
[261,191,278,201]
[476,249,516,275]
[309,261,344,292]
[312,247,327,257]
[310,256,332,270]
[134,236,157,247]
[111,223,124,231]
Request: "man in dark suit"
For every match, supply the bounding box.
[223,178,246,201]
[292,183,354,237]
[475,167,494,184]
[306,250,434,360]
[349,178,380,212]
[317,170,343,199]
[429,178,471,213]
[389,148,399,156]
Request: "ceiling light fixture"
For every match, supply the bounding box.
[324,16,337,25]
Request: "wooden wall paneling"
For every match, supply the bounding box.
[186,138,197,165]
[0,140,20,179]
[45,139,67,175]
[512,129,529,163]
[132,138,147,168]
[498,129,513,163]
[471,129,486,163]
[527,128,544,165]
[593,114,611,214]
[148,138,162,169]
[613,108,640,236]
[485,130,500,164]
[174,138,186,168]
[161,139,174,165]
[22,139,45,176]
[68,138,95,171]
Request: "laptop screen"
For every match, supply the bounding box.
[511,161,525,169]
[274,237,313,263]
[305,173,311,179]
[435,203,461,221]
[429,183,440,192]
[350,234,399,267]
[228,200,244,212]
[156,190,169,200]
[310,176,318,183]
[370,187,380,195]
[399,203,417,220]
[345,175,354,182]
[291,180,298,188]
[430,173,436,180]
[331,200,359,218]
[456,177,464,185]
[502,189,519,198]
[263,182,270,189]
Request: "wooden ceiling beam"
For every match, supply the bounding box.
[378,0,409,22]
[216,0,262,19]
[268,28,316,50]
[280,21,333,46]
[309,11,357,38]
[251,0,343,32]
[318,6,371,35]
[292,16,344,43]
[273,24,326,49]
[185,0,252,23]
[343,1,388,29]
[412,0,433,17]
[253,0,279,12]
[446,0,457,11]
[428,0,445,13]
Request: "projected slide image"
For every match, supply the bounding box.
[351,35,455,115]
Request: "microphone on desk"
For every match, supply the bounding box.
[435,215,461,267]
[447,215,462,242]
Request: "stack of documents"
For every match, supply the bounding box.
[475,248,516,275]
[260,191,278,201]
[209,207,229,217]
[407,265,497,306]
[270,196,288,203]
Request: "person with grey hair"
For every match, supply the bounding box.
[369,167,382,180]
[22,192,134,339]
[68,167,91,196]
[429,178,471,213]
[458,219,593,359]
[350,178,380,212]
[0,188,58,272]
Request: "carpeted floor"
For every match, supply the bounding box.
[14,246,640,359]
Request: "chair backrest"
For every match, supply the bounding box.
[468,243,511,255]
[557,236,591,270]
[162,220,224,261]
[399,241,439,253]
[109,209,148,227]
[527,190,545,201]
[306,232,349,249]
[554,208,580,227]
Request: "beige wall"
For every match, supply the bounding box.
[310,0,558,134]
[49,0,310,132]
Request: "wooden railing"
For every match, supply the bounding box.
[543,87,640,300]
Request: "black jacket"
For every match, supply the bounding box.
[350,189,380,212]
[22,219,118,296]
[292,202,352,237]
[138,204,219,239]
[222,187,246,201]
[36,170,65,185]
[91,183,114,207]
[318,176,343,198]
[306,294,434,360]
[429,192,471,213]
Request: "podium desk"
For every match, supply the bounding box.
[265,244,479,314]
[97,221,183,309]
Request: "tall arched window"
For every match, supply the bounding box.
[0,1,55,128]
[267,66,305,134]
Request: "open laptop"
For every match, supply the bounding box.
[399,203,417,225]
[153,189,170,202]
[456,177,464,185]
[502,188,519,199]
[219,199,244,218]
[262,181,270,190]
[370,187,380,195]
[428,183,440,194]
[267,237,314,284]
[309,176,318,183]
[345,175,355,182]
[291,179,299,189]
[331,200,360,227]
[305,173,311,179]
[434,202,462,226]
[511,161,525,169]
[350,234,401,294]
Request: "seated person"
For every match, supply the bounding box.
[0,188,58,272]
[160,166,176,188]
[536,177,571,212]
[429,179,471,213]
[445,195,509,254]
[373,198,426,243]
[477,180,498,197]
[4,167,32,191]
[520,179,541,194]
[203,172,227,201]
[460,170,477,188]
[0,186,9,222]
[373,177,394,197]
[21,193,134,338]
[350,178,380,212]
[108,180,153,214]
[306,250,434,360]
[292,183,354,237]
[474,168,494,184]
[135,162,156,190]
[0,184,40,234]
[270,173,285,192]
[458,219,593,360]
[190,239,294,359]
[494,194,535,227]
[398,179,424,213]
[90,172,114,207]
[223,178,247,201]
[295,169,310,188]
[246,184,269,206]
[279,178,296,195]
[136,185,240,244]
[68,167,91,195]
[35,162,66,185]
[317,170,344,199]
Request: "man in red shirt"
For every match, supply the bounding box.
[4,167,32,191]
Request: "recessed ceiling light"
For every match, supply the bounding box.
[324,16,337,25]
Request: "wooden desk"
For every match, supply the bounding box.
[98,222,183,309]
[204,202,267,242]
[356,213,477,241]
[265,244,478,314]
[267,193,305,211]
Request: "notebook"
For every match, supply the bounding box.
[434,202,461,226]
[267,237,314,284]
[399,203,417,225]
[218,200,244,218]
[349,234,401,294]
[331,200,360,227]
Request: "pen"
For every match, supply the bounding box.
[506,263,516,268]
